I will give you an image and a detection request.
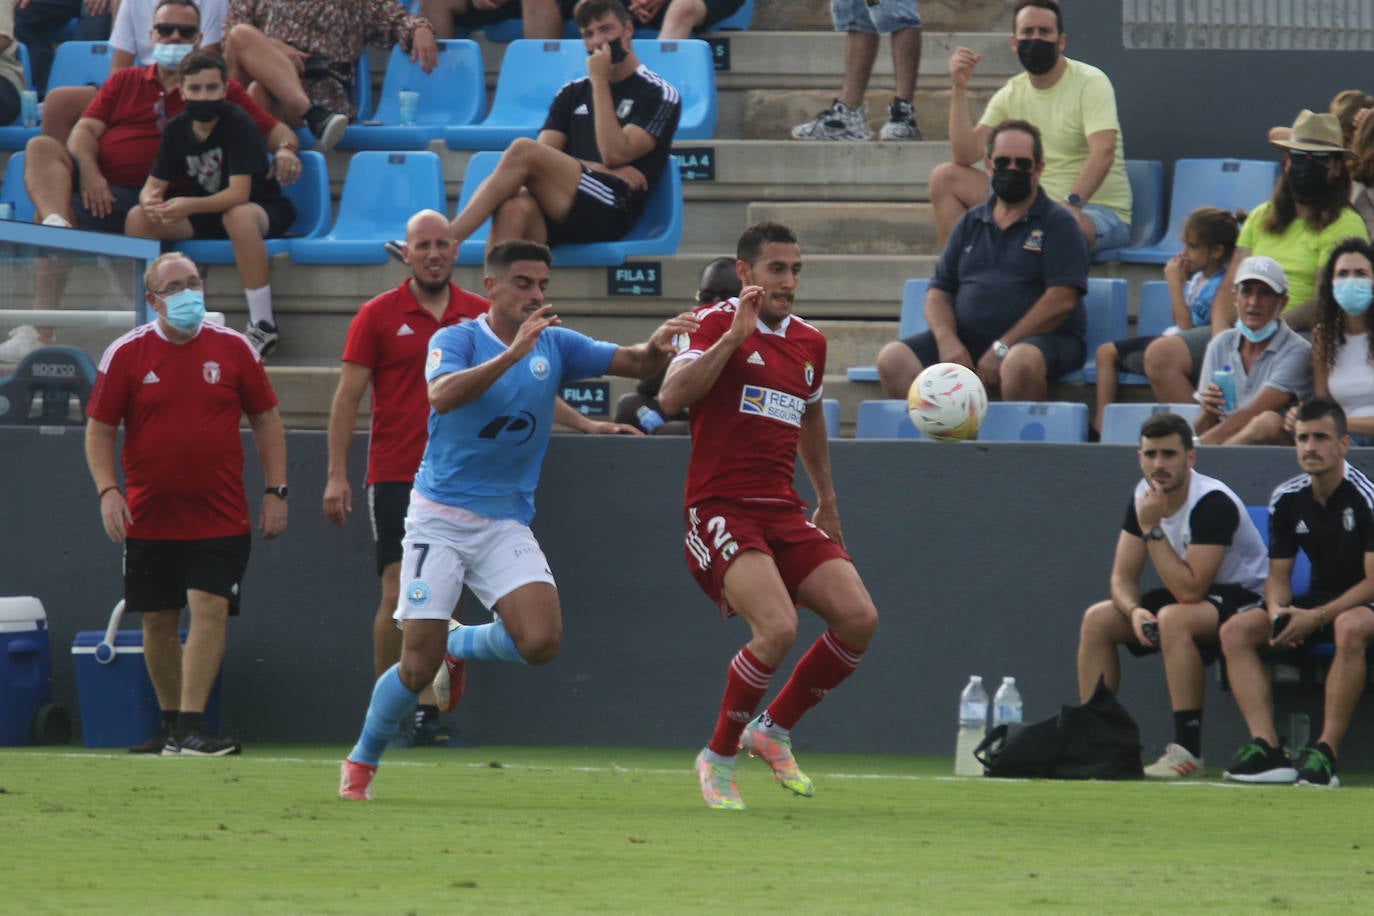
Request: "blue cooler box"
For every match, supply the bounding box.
[70,601,223,748]
[0,596,53,745]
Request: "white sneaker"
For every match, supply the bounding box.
[244,321,279,358]
[791,99,872,141]
[1144,742,1205,778]
[41,213,73,228]
[0,325,49,364]
[878,98,922,141]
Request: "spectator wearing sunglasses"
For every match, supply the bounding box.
[875,119,1089,401]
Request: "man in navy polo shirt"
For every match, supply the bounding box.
[876,118,1089,400]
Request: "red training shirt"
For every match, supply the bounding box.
[677,300,828,509]
[342,280,489,485]
[82,65,277,189]
[87,322,279,540]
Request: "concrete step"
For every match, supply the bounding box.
[754,0,1014,33]
[747,201,939,254]
[738,86,994,142]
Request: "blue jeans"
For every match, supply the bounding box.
[1082,203,1131,253]
[831,0,921,34]
[15,0,112,95]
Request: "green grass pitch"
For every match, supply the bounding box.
[2,745,1372,913]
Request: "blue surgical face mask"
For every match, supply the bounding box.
[1333,277,1374,316]
[152,42,194,69]
[160,288,206,333]
[1234,317,1280,343]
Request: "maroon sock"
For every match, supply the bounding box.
[765,630,864,730]
[707,646,775,757]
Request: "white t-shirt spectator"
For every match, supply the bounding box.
[110,0,229,63]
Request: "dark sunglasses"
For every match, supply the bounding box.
[1288,149,1336,164]
[153,23,199,39]
[992,156,1035,172]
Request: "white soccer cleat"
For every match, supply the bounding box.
[1144,742,1204,778]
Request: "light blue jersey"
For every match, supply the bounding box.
[414,314,617,523]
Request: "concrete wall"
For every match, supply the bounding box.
[7,426,1374,765]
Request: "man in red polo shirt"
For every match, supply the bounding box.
[323,207,639,744]
[86,252,288,757]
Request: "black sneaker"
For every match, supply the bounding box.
[879,98,922,141]
[384,239,406,263]
[304,105,347,152]
[1295,742,1341,787]
[411,717,451,747]
[129,724,174,754]
[245,320,279,358]
[1222,737,1298,783]
[163,728,242,757]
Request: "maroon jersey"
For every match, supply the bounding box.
[678,300,827,508]
[342,281,489,485]
[88,322,278,540]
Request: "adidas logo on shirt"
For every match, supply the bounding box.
[1296,520,1309,535]
[397,324,415,336]
[573,103,589,115]
[746,351,765,366]
[142,371,160,384]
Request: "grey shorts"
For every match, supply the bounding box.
[832,0,920,33]
[1083,203,1131,252]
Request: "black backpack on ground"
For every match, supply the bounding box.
[972,677,1145,780]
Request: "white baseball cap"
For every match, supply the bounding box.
[1234,256,1288,294]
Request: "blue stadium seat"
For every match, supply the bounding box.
[1116,159,1280,265]
[1064,277,1128,384]
[979,401,1089,442]
[337,40,485,150]
[821,397,838,438]
[1093,159,1165,263]
[0,151,34,222]
[855,399,924,440]
[0,345,97,425]
[455,151,684,266]
[46,41,112,90]
[444,40,589,150]
[1114,281,1175,386]
[631,40,717,140]
[847,278,928,382]
[1099,402,1200,444]
[175,151,330,263]
[1246,505,1311,595]
[289,151,445,264]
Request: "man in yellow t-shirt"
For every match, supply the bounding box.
[929,0,1131,253]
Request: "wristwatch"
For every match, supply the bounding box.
[265,486,289,500]
[991,339,1010,360]
[1144,526,1166,542]
[1065,192,1084,208]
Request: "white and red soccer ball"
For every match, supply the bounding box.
[906,362,987,442]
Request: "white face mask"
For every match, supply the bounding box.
[152,42,194,69]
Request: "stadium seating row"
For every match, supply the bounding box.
[851,399,1205,444]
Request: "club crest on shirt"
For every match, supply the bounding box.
[804,361,814,386]
[1023,229,1045,252]
[529,355,550,380]
[202,361,221,384]
[426,347,442,375]
[1344,507,1356,531]
[617,98,633,120]
[407,580,430,607]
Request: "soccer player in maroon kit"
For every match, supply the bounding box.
[658,222,879,809]
[86,252,288,756]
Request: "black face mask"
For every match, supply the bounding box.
[1287,157,1332,203]
[185,99,224,123]
[1016,38,1058,75]
[991,167,1034,204]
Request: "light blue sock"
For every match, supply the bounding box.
[348,664,418,767]
[447,620,527,664]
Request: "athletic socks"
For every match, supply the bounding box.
[176,710,204,735]
[348,664,419,768]
[707,646,774,757]
[765,630,865,730]
[1173,709,1203,758]
[446,620,526,663]
[161,709,179,730]
[245,285,274,326]
[415,704,439,729]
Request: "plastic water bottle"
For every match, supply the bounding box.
[954,675,989,776]
[635,405,665,433]
[20,89,38,127]
[1212,364,1237,414]
[398,89,419,126]
[992,676,1023,729]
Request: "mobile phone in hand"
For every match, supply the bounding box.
[1271,613,1292,640]
[1142,620,1160,647]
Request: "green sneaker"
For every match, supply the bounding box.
[1222,738,1297,784]
[1295,743,1341,788]
[739,716,814,797]
[694,749,745,810]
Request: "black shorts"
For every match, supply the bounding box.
[369,480,412,576]
[187,197,297,240]
[901,328,1086,383]
[123,535,251,615]
[453,0,577,27]
[1111,335,1153,374]
[546,167,642,245]
[1125,583,1261,657]
[69,179,140,234]
[635,0,744,28]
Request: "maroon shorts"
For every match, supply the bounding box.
[683,499,850,618]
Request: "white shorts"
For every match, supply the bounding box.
[393,491,556,622]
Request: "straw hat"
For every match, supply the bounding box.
[1271,109,1354,157]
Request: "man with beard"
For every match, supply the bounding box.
[928,0,1130,251]
[875,118,1089,400]
[325,210,640,747]
[1076,412,1268,779]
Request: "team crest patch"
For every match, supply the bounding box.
[616,98,634,120]
[1344,507,1356,531]
[1023,229,1045,252]
[202,361,221,384]
[426,348,442,375]
[529,355,550,380]
[407,580,431,608]
[804,361,815,386]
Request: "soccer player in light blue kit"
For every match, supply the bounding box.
[340,239,697,799]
